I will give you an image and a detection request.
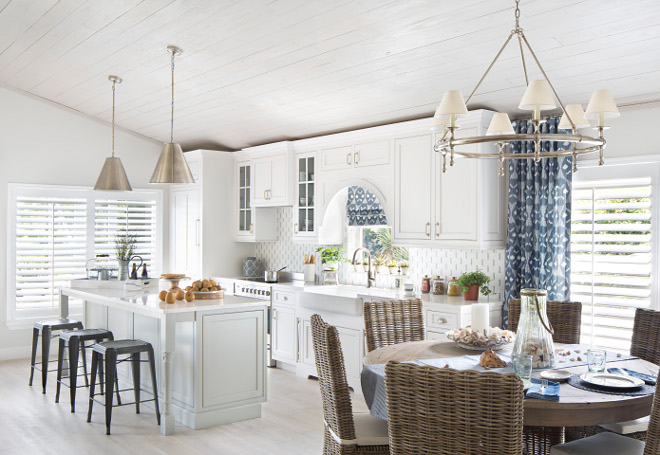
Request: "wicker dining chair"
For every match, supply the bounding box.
[310,314,389,455]
[363,299,424,353]
[507,299,582,344]
[551,366,660,454]
[384,361,525,455]
[508,298,582,454]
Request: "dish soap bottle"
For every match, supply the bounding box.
[448,277,461,296]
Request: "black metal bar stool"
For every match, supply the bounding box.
[29,318,84,393]
[55,328,120,412]
[87,339,160,435]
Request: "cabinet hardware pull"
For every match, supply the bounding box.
[354,151,359,165]
[249,223,254,234]
[282,295,288,301]
[425,222,431,237]
[272,308,277,320]
[346,153,352,165]
[263,189,267,200]
[435,222,440,238]
[294,223,298,233]
[438,317,447,324]
[296,318,301,363]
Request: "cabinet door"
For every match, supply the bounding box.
[271,304,297,364]
[268,154,288,204]
[294,153,316,237]
[335,326,362,381]
[186,191,201,278]
[236,162,253,237]
[171,188,200,276]
[354,140,390,168]
[394,134,433,240]
[320,145,353,171]
[252,157,271,205]
[202,310,265,408]
[435,128,478,241]
[301,318,316,369]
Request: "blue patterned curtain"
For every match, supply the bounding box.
[503,117,572,328]
[346,186,387,226]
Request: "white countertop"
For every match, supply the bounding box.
[61,286,268,316]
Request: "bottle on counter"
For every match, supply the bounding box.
[448,277,461,296]
[421,275,431,294]
[394,267,404,292]
[141,263,149,279]
[431,276,445,295]
[130,263,138,280]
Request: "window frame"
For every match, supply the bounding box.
[6,184,163,329]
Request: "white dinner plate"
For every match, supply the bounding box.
[579,372,644,389]
[540,370,571,382]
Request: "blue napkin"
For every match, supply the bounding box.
[525,377,560,401]
[607,367,657,386]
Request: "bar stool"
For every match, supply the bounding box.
[55,328,119,412]
[29,318,84,393]
[87,339,160,435]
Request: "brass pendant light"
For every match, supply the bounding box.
[94,75,132,191]
[149,45,194,184]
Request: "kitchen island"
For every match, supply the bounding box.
[59,285,268,435]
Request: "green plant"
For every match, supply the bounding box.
[456,270,492,296]
[373,253,387,266]
[399,260,409,268]
[387,259,397,268]
[370,228,409,262]
[363,259,370,266]
[316,247,342,269]
[115,230,137,261]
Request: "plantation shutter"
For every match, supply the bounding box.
[94,199,158,270]
[571,177,652,352]
[15,196,87,310]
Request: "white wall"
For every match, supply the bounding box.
[0,86,164,360]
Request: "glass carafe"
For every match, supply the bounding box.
[511,288,556,369]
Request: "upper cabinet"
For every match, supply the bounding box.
[320,139,390,173]
[248,142,293,207]
[234,159,277,242]
[293,151,317,239]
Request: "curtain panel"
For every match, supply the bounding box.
[503,117,572,328]
[346,185,387,226]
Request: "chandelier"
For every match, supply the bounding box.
[432,0,619,176]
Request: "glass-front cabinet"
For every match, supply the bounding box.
[237,161,252,236]
[294,152,316,238]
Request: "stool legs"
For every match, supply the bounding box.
[87,351,98,423]
[41,326,51,393]
[131,353,141,414]
[55,338,66,403]
[148,346,161,426]
[68,337,80,413]
[104,350,117,435]
[29,327,39,386]
[80,340,89,387]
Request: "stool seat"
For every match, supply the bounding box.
[60,328,113,342]
[92,339,151,355]
[34,318,82,331]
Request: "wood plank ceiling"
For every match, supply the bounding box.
[1,0,659,151]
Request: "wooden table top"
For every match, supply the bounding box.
[363,340,657,427]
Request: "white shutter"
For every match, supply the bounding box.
[571,176,652,352]
[94,198,158,272]
[15,196,87,310]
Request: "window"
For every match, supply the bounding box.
[7,185,162,327]
[570,162,659,352]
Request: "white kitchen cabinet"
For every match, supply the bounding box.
[250,146,292,207]
[294,151,317,239]
[425,301,501,340]
[271,304,297,364]
[171,187,201,278]
[234,159,277,242]
[435,153,477,241]
[319,139,390,173]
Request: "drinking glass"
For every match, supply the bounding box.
[587,349,607,373]
[513,354,533,381]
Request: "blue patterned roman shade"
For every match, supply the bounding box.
[503,117,572,328]
[346,186,387,226]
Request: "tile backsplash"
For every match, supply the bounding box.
[255,208,505,302]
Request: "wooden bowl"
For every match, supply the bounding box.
[193,290,224,300]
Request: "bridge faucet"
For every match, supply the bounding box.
[352,247,376,288]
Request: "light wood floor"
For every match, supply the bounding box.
[0,359,368,454]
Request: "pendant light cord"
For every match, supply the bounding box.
[111,78,116,157]
[170,49,175,144]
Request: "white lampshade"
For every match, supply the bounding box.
[519,80,556,111]
[558,104,590,131]
[430,115,450,132]
[436,90,468,117]
[585,90,620,119]
[487,113,515,135]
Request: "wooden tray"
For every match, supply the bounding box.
[193,290,224,300]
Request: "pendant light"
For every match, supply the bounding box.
[94,75,132,191]
[149,45,194,184]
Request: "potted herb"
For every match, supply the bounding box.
[362,259,370,272]
[387,259,398,274]
[115,230,137,281]
[342,256,354,272]
[456,270,493,301]
[374,253,389,274]
[316,246,342,271]
[399,261,410,275]
[353,260,364,272]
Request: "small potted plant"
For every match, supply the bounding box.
[387,259,398,274]
[456,270,493,301]
[316,246,342,271]
[399,260,410,275]
[374,253,389,274]
[115,230,137,281]
[363,259,370,272]
[353,260,364,272]
[342,256,354,272]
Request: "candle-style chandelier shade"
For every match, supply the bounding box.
[149,45,195,184]
[94,75,132,191]
[432,0,619,176]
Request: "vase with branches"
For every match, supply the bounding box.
[115,230,137,280]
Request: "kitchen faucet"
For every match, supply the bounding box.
[352,247,376,288]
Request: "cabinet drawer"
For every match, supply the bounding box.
[426,310,457,331]
[273,290,295,305]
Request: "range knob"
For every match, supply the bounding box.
[265,291,271,297]
[242,287,246,292]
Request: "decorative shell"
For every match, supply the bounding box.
[446,327,513,348]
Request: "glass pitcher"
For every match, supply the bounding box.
[511,288,556,369]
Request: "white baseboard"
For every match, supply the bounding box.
[0,345,31,361]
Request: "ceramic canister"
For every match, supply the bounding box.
[243,257,262,278]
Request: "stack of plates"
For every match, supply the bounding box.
[579,372,645,389]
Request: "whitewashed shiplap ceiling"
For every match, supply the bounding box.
[1,0,659,151]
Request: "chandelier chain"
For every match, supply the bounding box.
[170,49,175,144]
[111,78,116,157]
[514,0,521,30]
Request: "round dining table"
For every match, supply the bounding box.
[362,340,657,427]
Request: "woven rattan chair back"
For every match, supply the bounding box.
[644,368,660,454]
[631,308,660,365]
[508,299,582,344]
[310,314,357,451]
[363,299,424,353]
[384,361,524,455]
